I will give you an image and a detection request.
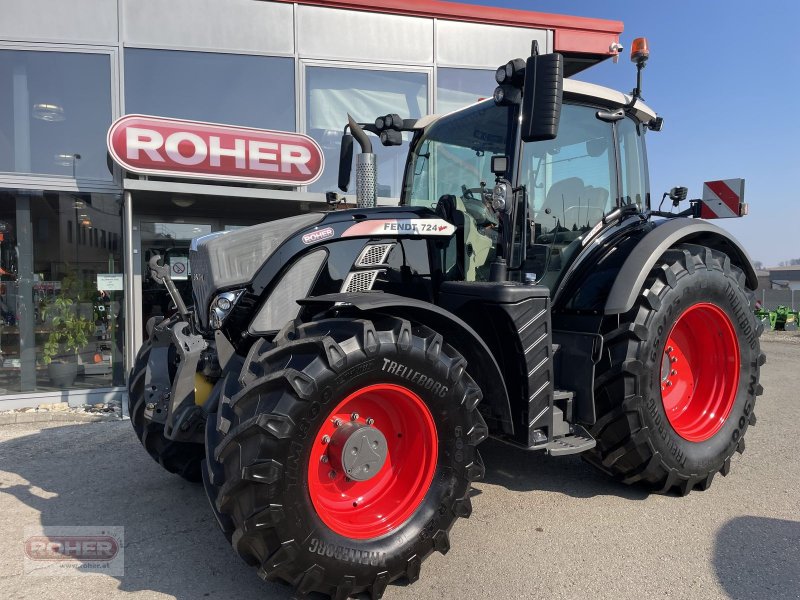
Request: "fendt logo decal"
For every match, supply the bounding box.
[107,115,324,186]
[342,219,456,238]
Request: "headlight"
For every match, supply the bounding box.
[492,182,508,211]
[209,290,244,329]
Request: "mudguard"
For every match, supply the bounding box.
[604,218,757,314]
[299,292,514,436]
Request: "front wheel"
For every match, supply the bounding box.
[587,244,765,495]
[203,316,486,598]
[128,341,205,482]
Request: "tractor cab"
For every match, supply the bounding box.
[401,81,657,294]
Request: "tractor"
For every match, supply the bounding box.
[128,39,764,598]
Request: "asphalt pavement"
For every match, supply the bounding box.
[0,338,798,600]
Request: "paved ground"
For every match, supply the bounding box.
[0,339,798,600]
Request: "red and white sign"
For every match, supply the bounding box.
[342,219,456,238]
[699,179,746,219]
[107,115,324,186]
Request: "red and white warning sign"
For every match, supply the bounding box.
[699,179,747,219]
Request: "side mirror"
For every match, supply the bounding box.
[337,133,354,192]
[520,52,564,143]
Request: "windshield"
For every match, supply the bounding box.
[403,101,512,209]
[402,101,512,281]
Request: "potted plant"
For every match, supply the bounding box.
[41,294,95,387]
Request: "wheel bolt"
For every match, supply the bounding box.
[328,470,336,479]
[671,369,677,376]
[665,381,673,387]
[671,356,678,363]
[350,412,359,421]
[333,418,342,427]
[321,435,330,444]
[366,418,374,426]
[666,346,673,353]
[320,455,328,463]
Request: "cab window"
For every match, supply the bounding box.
[618,117,648,208]
[519,103,617,288]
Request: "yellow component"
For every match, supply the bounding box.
[194,373,214,406]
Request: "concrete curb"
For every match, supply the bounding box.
[0,412,121,425]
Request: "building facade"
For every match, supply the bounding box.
[0,0,622,408]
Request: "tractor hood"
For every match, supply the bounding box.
[189,212,325,325]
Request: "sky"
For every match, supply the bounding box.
[471,0,800,267]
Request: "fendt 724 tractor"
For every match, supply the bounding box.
[128,40,764,598]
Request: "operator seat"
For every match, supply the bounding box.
[538,177,585,235]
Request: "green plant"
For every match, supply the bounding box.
[41,295,95,364]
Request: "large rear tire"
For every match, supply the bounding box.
[128,341,205,482]
[586,244,765,495]
[203,316,486,598]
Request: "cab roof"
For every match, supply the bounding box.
[415,78,657,129]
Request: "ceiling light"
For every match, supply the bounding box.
[54,153,76,166]
[172,197,196,208]
[32,103,65,122]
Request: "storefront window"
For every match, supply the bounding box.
[0,190,125,394]
[436,68,494,114]
[306,66,428,198]
[125,49,295,131]
[0,50,113,180]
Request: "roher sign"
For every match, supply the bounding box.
[107,115,324,186]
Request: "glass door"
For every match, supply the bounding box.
[139,221,212,336]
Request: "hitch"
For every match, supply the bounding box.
[149,254,192,323]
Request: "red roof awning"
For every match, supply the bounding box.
[279,0,624,72]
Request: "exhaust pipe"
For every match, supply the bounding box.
[347,114,377,208]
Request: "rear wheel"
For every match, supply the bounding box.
[203,315,486,598]
[587,244,765,495]
[128,341,205,482]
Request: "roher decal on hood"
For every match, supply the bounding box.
[107,114,324,186]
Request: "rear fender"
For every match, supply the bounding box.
[604,218,757,314]
[555,217,757,315]
[299,293,514,436]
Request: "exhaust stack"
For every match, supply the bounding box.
[347,115,377,208]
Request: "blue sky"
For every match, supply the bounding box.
[473,0,799,267]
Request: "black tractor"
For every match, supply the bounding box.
[128,41,764,599]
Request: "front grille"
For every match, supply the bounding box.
[356,243,394,267]
[342,270,381,293]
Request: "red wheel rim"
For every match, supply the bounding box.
[307,383,438,539]
[660,303,740,442]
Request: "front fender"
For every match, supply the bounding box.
[299,292,514,436]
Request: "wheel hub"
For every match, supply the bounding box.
[327,422,388,482]
[307,383,439,540]
[660,303,740,442]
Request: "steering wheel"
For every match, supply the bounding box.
[460,185,497,228]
